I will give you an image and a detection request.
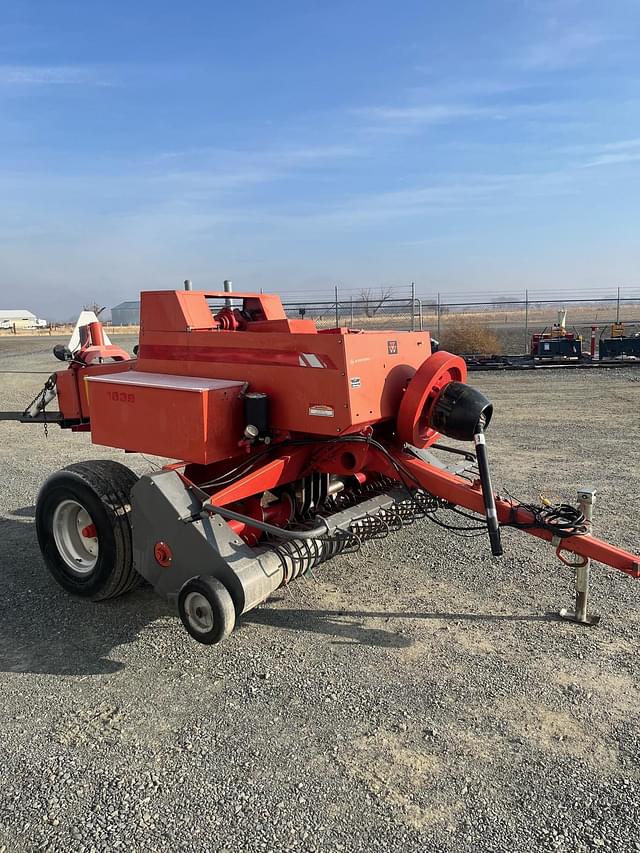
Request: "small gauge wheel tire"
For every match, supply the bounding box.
[177,576,236,645]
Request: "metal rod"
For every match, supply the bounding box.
[575,489,595,623]
[411,281,415,331]
[473,428,503,556]
[350,295,354,327]
[437,292,441,340]
[524,288,529,353]
[617,286,621,323]
[334,284,339,327]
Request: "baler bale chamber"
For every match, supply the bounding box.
[20,289,640,644]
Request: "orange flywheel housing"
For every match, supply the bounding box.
[396,351,467,448]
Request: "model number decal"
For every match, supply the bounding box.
[106,391,136,403]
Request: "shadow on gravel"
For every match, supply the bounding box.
[244,606,555,645]
[244,607,415,647]
[9,505,35,518]
[0,517,170,676]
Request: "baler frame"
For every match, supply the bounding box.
[17,288,640,644]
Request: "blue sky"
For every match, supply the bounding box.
[1,0,639,319]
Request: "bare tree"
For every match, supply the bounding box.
[83,302,107,317]
[359,286,393,318]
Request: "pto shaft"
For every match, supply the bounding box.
[473,427,503,557]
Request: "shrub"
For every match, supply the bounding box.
[439,320,502,355]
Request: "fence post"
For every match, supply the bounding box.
[350,295,354,327]
[418,299,423,331]
[617,286,621,323]
[437,292,441,340]
[411,281,415,331]
[524,289,529,354]
[334,284,340,327]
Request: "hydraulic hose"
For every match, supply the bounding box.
[201,501,330,540]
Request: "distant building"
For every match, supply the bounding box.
[111,301,140,326]
[0,309,47,330]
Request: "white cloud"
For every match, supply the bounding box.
[354,92,568,136]
[269,170,576,229]
[145,143,364,199]
[357,103,490,125]
[0,64,112,87]
[520,26,611,70]
[577,138,640,168]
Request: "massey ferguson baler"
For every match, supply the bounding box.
[21,290,639,643]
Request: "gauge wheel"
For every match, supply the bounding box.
[36,460,141,600]
[178,576,236,644]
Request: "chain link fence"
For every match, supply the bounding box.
[283,287,640,354]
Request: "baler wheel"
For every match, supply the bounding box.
[178,576,236,645]
[35,460,142,600]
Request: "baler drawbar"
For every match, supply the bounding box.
[20,289,639,643]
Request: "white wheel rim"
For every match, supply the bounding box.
[52,499,99,574]
[184,591,214,634]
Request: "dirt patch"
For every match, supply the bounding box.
[341,728,460,830]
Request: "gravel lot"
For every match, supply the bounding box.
[1,336,639,853]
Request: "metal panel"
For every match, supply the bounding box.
[86,374,245,464]
[131,470,284,612]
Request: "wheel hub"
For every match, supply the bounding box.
[52,499,99,574]
[183,591,214,633]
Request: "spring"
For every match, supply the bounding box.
[413,490,442,514]
[272,487,443,588]
[322,475,397,512]
[376,507,403,532]
[350,513,391,540]
[274,538,326,584]
[273,531,360,585]
[393,496,420,522]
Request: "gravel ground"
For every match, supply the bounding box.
[0,336,639,853]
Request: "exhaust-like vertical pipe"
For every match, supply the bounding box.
[223,279,233,307]
[184,279,193,291]
[88,321,105,347]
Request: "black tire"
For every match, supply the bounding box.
[177,576,236,645]
[35,460,141,601]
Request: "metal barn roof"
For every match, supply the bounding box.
[112,301,140,311]
[0,309,37,319]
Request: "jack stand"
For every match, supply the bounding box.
[560,489,600,626]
